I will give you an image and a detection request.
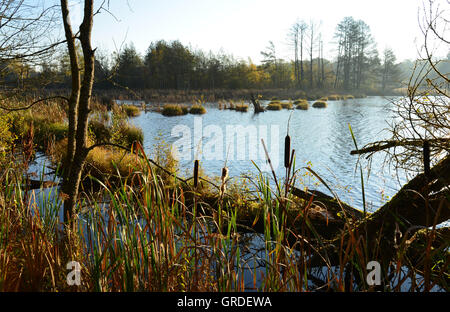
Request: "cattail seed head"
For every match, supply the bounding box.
[193,160,199,188]
[284,135,291,168]
[221,167,229,181]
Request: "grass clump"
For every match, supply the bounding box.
[162,104,189,116]
[295,102,309,110]
[122,104,141,117]
[293,99,308,105]
[234,104,249,112]
[189,104,207,115]
[328,94,342,101]
[266,102,282,110]
[280,101,293,109]
[312,100,328,108]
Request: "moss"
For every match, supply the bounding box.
[266,102,282,111]
[189,104,207,115]
[312,101,328,108]
[162,104,189,116]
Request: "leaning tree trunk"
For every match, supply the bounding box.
[310,154,450,268]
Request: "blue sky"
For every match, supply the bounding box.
[69,0,434,64]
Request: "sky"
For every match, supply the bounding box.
[67,0,444,64]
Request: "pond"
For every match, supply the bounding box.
[131,96,407,212]
[25,96,445,291]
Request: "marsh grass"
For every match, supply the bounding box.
[122,104,141,117]
[266,101,282,111]
[0,98,448,292]
[189,104,207,115]
[312,101,328,108]
[280,101,293,109]
[0,142,448,292]
[161,104,189,116]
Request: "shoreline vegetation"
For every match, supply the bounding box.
[1,93,448,292]
[0,0,448,294]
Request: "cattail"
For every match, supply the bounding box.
[193,160,199,188]
[219,167,229,197]
[284,134,291,169]
[221,167,229,181]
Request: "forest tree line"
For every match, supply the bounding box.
[2,16,449,95]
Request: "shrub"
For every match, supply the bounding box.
[343,95,355,100]
[189,105,207,115]
[281,101,293,109]
[312,101,328,108]
[89,120,110,143]
[117,123,144,148]
[0,114,14,161]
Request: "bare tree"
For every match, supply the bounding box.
[288,20,307,88]
[60,0,96,224]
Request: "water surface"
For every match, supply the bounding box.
[132,96,407,212]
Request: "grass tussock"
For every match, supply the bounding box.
[266,101,282,111]
[121,104,141,117]
[280,101,293,109]
[312,101,328,108]
[293,99,308,105]
[189,104,207,115]
[328,94,342,101]
[296,102,309,110]
[161,104,189,116]
[234,104,249,112]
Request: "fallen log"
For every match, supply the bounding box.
[310,154,450,268]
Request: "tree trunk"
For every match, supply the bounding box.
[60,0,81,222]
[62,0,95,224]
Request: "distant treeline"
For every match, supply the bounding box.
[2,16,449,96]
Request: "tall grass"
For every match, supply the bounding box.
[0,137,448,291]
